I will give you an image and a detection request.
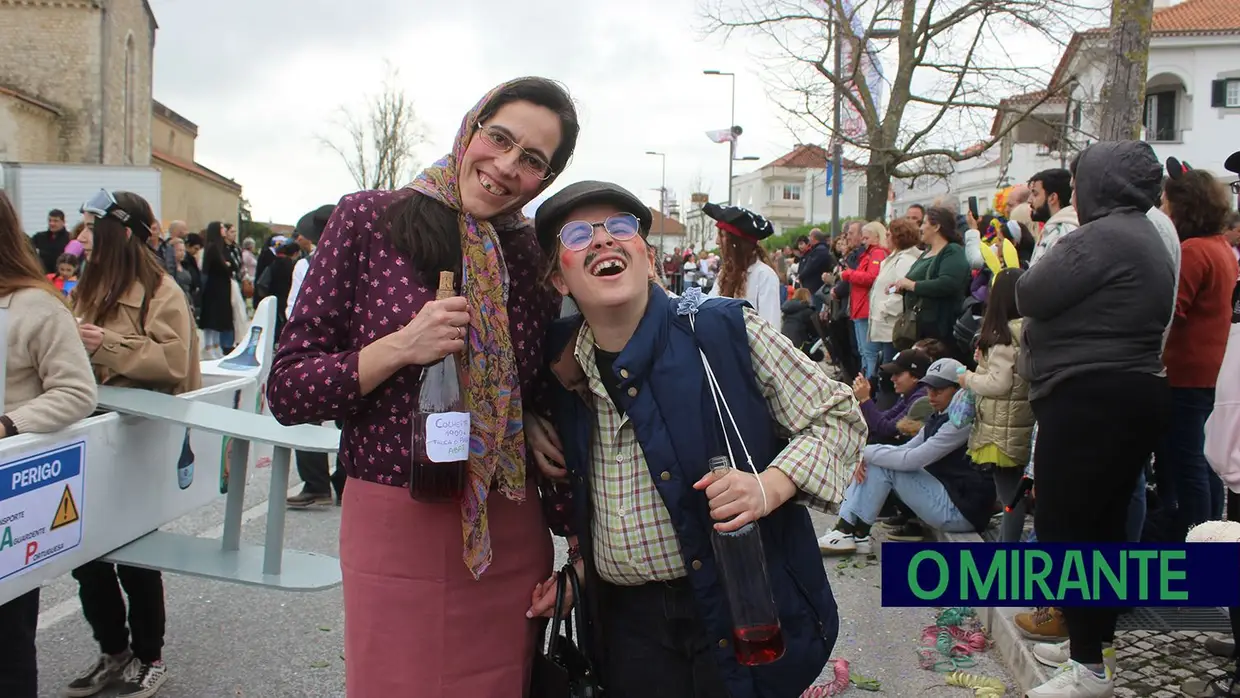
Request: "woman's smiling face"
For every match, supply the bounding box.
[459,101,561,220]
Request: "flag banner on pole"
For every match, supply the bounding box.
[880,542,1240,607]
[817,0,886,140]
[705,128,736,144]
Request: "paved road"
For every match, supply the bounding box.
[34,469,1017,697]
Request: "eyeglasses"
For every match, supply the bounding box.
[1230,180,1239,195]
[80,189,150,239]
[559,213,641,251]
[475,122,554,180]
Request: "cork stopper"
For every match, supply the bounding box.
[436,271,455,301]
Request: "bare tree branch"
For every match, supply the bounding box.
[316,60,426,190]
[700,0,1105,218]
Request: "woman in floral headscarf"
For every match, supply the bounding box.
[267,78,579,697]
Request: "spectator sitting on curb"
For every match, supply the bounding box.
[818,358,995,556]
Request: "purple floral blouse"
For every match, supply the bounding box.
[266,189,572,532]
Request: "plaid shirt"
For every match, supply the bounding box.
[575,307,867,586]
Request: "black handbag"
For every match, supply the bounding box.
[530,564,603,698]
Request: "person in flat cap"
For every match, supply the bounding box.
[701,202,782,325]
[531,180,865,698]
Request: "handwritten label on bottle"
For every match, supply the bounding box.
[425,412,470,463]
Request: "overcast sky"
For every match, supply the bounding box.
[147,0,1068,225]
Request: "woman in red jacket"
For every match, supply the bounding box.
[1158,164,1240,535]
[840,221,888,381]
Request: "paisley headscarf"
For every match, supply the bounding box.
[407,80,563,579]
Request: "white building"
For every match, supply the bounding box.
[730,144,867,234]
[894,0,1240,215]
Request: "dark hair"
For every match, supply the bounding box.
[887,217,920,250]
[1162,170,1232,241]
[795,235,810,247]
[185,233,203,248]
[73,191,166,324]
[907,203,926,215]
[49,208,65,220]
[1029,168,1072,210]
[913,338,949,360]
[924,207,963,245]
[1226,210,1240,230]
[278,240,302,256]
[978,268,1023,350]
[383,77,579,285]
[56,253,80,269]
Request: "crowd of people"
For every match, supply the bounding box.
[2,70,1239,698]
[718,144,1238,698]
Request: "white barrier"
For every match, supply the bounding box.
[0,297,342,607]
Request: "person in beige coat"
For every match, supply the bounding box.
[868,218,924,368]
[66,189,201,698]
[0,191,98,698]
[956,269,1034,542]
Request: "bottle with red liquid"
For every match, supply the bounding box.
[409,271,470,503]
[707,455,786,666]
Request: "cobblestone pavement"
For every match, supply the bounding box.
[1113,630,1234,697]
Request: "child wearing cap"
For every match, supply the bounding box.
[819,358,995,556]
[851,348,930,445]
[529,180,866,698]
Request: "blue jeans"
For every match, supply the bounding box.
[1154,387,1223,531]
[838,464,974,532]
[853,319,879,379]
[876,342,897,367]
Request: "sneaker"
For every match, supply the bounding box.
[886,521,926,542]
[818,530,872,555]
[1031,641,1117,679]
[65,651,132,697]
[878,511,911,530]
[115,658,168,698]
[1015,606,1069,641]
[1025,660,1113,697]
[286,489,333,508]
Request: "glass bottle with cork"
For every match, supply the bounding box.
[707,454,786,666]
[409,271,471,502]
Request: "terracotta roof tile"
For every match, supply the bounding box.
[761,143,865,170]
[647,208,686,234]
[1150,0,1240,33]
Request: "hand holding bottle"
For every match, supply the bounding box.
[392,297,470,366]
[693,467,797,532]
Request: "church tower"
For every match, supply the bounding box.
[0,0,156,165]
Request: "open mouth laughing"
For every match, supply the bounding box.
[586,253,628,277]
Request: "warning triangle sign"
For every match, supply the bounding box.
[51,485,79,530]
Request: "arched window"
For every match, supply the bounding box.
[124,33,135,163]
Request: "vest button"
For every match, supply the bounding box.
[691,559,703,570]
[718,639,729,649]
[627,387,638,397]
[660,471,671,481]
[620,368,630,379]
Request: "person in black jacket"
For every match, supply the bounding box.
[30,209,70,274]
[780,287,817,354]
[796,229,837,301]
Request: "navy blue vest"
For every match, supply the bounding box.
[546,286,839,698]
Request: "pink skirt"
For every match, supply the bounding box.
[340,477,554,698]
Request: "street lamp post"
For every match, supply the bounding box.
[646,150,666,252]
[703,70,736,205]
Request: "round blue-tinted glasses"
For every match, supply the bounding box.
[558,213,641,251]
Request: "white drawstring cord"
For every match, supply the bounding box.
[691,314,768,519]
